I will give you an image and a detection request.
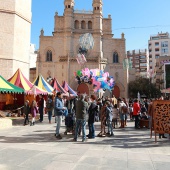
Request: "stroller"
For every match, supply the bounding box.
[64,112,75,135]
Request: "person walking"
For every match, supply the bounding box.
[23,100,30,126]
[112,104,119,128]
[133,99,141,129]
[87,95,98,139]
[46,95,54,124]
[118,98,126,128]
[54,92,66,139]
[73,94,88,142]
[105,101,114,136]
[30,100,38,126]
[38,94,44,122]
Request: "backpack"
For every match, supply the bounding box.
[121,105,128,114]
[46,99,53,109]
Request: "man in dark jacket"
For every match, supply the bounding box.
[74,94,88,142]
[38,94,44,122]
[23,100,30,126]
[55,92,66,139]
[87,95,98,139]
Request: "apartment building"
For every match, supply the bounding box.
[127,49,149,79]
[149,32,170,72]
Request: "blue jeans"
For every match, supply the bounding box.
[63,109,68,117]
[107,120,113,134]
[48,111,52,122]
[120,113,125,120]
[74,119,86,140]
[88,123,95,138]
[56,116,62,135]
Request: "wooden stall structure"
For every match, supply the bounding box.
[151,100,170,142]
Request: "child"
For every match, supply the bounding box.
[30,100,38,126]
[23,100,30,126]
[105,101,114,137]
[112,104,118,128]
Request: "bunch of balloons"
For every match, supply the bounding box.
[74,68,114,92]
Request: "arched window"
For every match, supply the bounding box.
[74,20,79,29]
[81,20,86,29]
[88,21,92,29]
[46,50,52,62]
[113,52,119,63]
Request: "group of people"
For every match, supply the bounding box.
[23,92,169,141]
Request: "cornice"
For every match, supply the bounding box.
[0,9,31,23]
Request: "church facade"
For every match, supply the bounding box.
[37,0,128,98]
[0,0,32,79]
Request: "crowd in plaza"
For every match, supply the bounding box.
[23,92,169,142]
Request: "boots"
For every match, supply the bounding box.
[159,134,167,138]
[122,120,125,128]
[119,121,124,128]
[162,134,167,138]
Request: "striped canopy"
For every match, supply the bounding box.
[33,75,54,93]
[51,78,68,95]
[62,81,77,96]
[0,75,24,94]
[8,69,48,95]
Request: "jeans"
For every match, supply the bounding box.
[134,115,139,128]
[88,123,95,138]
[63,109,68,117]
[56,116,62,135]
[120,113,125,120]
[74,119,86,140]
[48,111,52,122]
[39,107,44,122]
[107,120,113,134]
[24,114,29,125]
[148,116,152,129]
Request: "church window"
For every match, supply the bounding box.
[68,5,70,8]
[97,7,99,10]
[88,21,92,29]
[81,20,86,29]
[113,52,119,63]
[46,50,52,62]
[74,20,79,29]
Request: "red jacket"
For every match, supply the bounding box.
[133,102,140,115]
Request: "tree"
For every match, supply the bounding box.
[128,77,161,98]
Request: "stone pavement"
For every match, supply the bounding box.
[0,116,170,170]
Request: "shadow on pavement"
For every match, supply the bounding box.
[0,123,170,148]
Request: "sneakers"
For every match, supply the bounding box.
[109,133,114,137]
[56,134,62,139]
[82,139,87,142]
[73,138,77,142]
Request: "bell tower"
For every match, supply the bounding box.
[93,0,103,15]
[64,0,74,10]
[64,0,74,31]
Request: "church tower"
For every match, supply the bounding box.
[64,0,74,31]
[0,0,32,79]
[63,0,75,55]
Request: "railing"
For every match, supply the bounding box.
[74,9,93,14]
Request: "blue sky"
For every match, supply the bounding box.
[31,0,170,51]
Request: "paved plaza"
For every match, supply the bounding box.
[0,116,170,170]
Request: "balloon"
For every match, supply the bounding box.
[74,72,77,77]
[77,70,82,76]
[75,68,115,91]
